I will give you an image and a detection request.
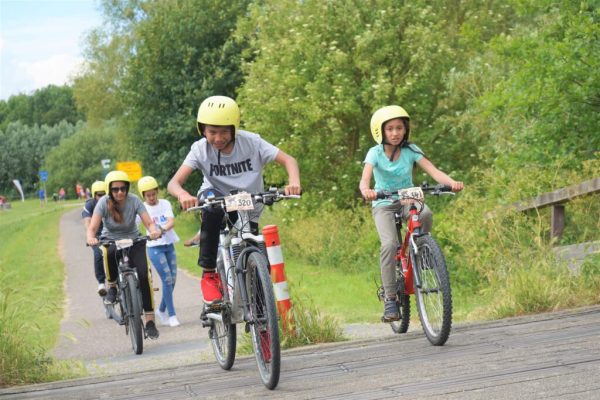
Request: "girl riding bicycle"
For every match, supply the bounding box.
[167,95,301,306]
[358,105,464,322]
[86,170,162,339]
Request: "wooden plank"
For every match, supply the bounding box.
[515,177,600,212]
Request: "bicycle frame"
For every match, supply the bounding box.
[396,203,424,296]
[208,206,267,325]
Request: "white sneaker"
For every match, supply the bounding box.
[97,283,107,296]
[156,310,169,326]
[168,316,181,327]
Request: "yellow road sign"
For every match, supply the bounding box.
[116,161,143,182]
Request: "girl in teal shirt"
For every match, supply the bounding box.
[359,105,463,322]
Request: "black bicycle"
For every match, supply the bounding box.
[92,236,149,355]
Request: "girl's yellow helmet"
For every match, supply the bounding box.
[137,176,159,196]
[370,105,410,144]
[196,95,240,136]
[91,181,106,197]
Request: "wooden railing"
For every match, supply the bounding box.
[513,177,600,239]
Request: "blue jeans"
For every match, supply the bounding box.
[147,244,178,316]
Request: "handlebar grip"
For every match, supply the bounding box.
[437,184,453,192]
[376,191,388,199]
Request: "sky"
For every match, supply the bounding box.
[0,0,103,100]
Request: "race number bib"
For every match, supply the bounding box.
[397,187,424,201]
[225,192,254,212]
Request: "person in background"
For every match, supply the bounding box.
[59,187,66,201]
[138,176,181,327]
[82,181,108,296]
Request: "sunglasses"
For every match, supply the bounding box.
[95,192,106,197]
[110,186,128,193]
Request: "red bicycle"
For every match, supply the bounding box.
[376,183,455,346]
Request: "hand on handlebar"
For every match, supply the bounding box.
[87,237,99,246]
[178,192,198,210]
[361,188,377,201]
[449,181,464,192]
[148,228,162,241]
[284,183,302,196]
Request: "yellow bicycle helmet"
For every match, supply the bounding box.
[196,95,240,136]
[104,170,131,192]
[370,105,410,144]
[91,181,106,197]
[137,176,159,196]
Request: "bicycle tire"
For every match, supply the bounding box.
[125,274,144,355]
[390,294,410,334]
[412,235,452,346]
[245,250,280,389]
[209,256,236,370]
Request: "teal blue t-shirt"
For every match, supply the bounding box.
[364,144,425,207]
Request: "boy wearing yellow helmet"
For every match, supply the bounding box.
[82,180,108,296]
[168,95,301,306]
[359,105,464,321]
[86,170,163,339]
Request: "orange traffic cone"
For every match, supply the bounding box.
[262,225,294,333]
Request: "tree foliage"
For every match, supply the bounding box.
[74,0,251,189]
[0,85,83,131]
[0,121,80,195]
[43,123,124,195]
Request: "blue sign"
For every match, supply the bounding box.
[39,170,48,182]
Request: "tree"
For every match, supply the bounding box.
[0,121,79,194]
[43,123,123,195]
[235,0,517,206]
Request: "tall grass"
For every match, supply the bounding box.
[0,200,84,386]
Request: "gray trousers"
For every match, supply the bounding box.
[372,202,433,298]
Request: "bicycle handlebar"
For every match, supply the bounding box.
[376,183,455,200]
[187,188,301,212]
[87,236,150,247]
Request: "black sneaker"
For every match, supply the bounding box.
[104,286,117,304]
[146,320,159,339]
[383,297,400,322]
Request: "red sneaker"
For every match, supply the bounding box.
[260,330,271,362]
[201,271,223,305]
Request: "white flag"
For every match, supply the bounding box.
[12,179,25,202]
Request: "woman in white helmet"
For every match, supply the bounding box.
[138,176,181,327]
[168,95,301,306]
[86,170,163,339]
[359,105,463,322]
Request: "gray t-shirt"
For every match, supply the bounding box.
[94,193,147,240]
[183,130,279,195]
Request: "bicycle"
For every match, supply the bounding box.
[91,236,150,355]
[187,188,300,390]
[375,183,455,346]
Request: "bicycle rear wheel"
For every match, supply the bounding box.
[209,257,236,370]
[390,294,410,334]
[125,274,144,355]
[245,251,280,390]
[412,235,452,346]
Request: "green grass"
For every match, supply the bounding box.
[0,199,85,386]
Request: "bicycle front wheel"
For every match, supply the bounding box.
[245,251,280,390]
[209,257,236,370]
[412,235,452,346]
[125,274,144,355]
